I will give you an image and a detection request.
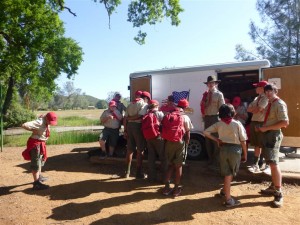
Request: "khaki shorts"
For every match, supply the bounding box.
[126,122,145,152]
[249,121,264,147]
[261,130,283,165]
[165,140,185,166]
[30,145,45,171]
[220,143,241,177]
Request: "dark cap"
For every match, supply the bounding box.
[204,75,221,84]
[167,95,175,102]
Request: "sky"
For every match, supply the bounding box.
[57,0,261,100]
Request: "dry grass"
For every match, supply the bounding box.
[36,109,105,120]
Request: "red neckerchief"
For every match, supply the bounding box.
[207,91,212,107]
[200,91,208,115]
[111,110,120,120]
[263,97,279,125]
[221,117,233,125]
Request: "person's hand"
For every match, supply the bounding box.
[241,155,247,163]
[108,115,114,120]
[257,126,268,133]
[216,138,224,148]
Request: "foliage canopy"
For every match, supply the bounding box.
[235,0,300,66]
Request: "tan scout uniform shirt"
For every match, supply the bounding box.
[264,99,289,127]
[205,89,225,116]
[100,109,122,129]
[205,119,247,145]
[23,117,49,141]
[125,98,148,123]
[182,114,194,132]
[249,93,268,122]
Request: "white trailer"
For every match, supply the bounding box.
[129,60,299,159]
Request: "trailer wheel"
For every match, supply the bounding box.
[187,134,206,160]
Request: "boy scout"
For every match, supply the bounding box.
[257,84,289,208]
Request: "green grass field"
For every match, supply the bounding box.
[36,109,105,126]
[36,109,104,120]
[3,109,106,147]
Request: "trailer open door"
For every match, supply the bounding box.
[262,65,300,147]
[129,75,151,101]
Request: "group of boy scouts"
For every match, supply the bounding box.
[22,75,289,209]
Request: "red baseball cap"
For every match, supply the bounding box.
[149,99,159,106]
[46,112,58,126]
[253,80,268,87]
[135,90,143,96]
[141,91,151,100]
[109,101,117,107]
[177,99,189,108]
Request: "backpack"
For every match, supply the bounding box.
[161,111,185,142]
[141,111,160,140]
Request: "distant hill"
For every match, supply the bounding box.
[84,95,100,106]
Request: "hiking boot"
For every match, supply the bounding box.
[273,190,283,208]
[162,187,173,196]
[248,165,262,174]
[224,197,241,208]
[39,175,49,182]
[123,170,130,178]
[173,187,182,197]
[262,165,271,176]
[260,185,276,195]
[99,151,107,159]
[33,180,49,191]
[219,188,225,198]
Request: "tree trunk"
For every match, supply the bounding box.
[2,75,14,116]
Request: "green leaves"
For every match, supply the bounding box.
[0,0,83,115]
[127,0,183,44]
[236,0,300,66]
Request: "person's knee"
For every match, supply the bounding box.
[99,139,106,145]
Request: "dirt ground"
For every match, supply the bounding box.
[1,142,300,225]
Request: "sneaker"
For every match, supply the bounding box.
[248,164,262,174]
[173,187,182,197]
[99,151,107,159]
[39,175,48,182]
[273,190,283,208]
[162,187,173,196]
[262,165,271,176]
[32,180,49,191]
[224,197,241,208]
[260,185,276,195]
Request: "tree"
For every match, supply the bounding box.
[0,0,83,117]
[96,100,108,109]
[59,0,183,45]
[235,0,300,66]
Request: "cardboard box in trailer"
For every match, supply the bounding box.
[129,60,299,159]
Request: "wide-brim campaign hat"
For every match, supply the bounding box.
[204,75,221,84]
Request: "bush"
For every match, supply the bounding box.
[4,103,36,129]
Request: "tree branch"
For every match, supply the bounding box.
[57,0,77,16]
